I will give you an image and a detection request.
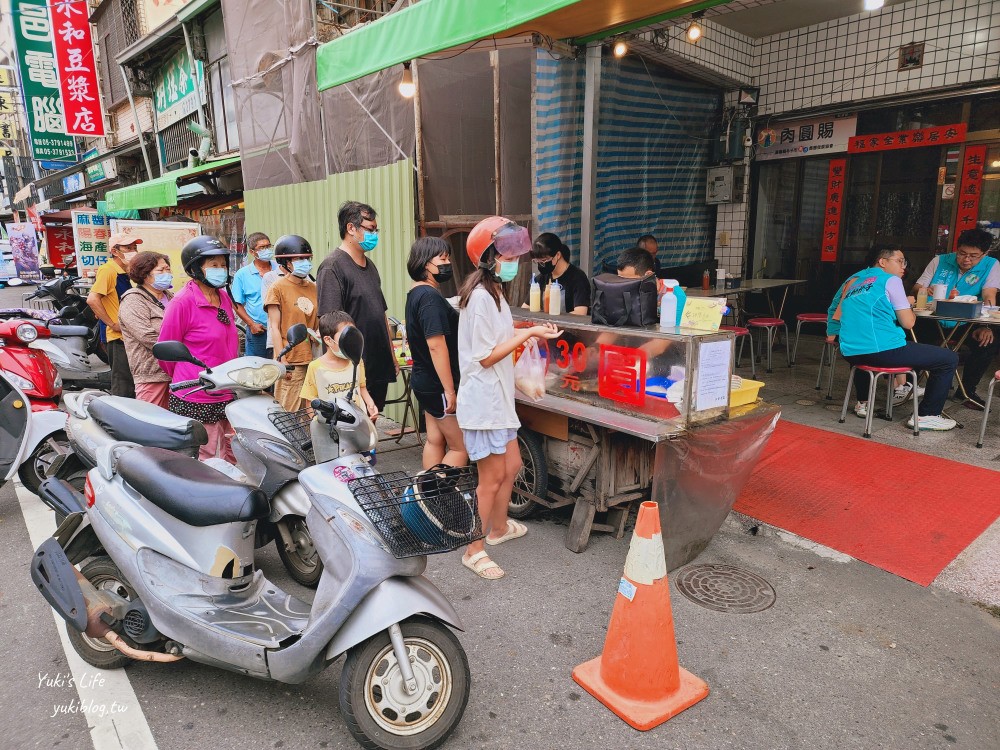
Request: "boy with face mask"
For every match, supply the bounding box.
[264,234,318,411]
[299,311,379,418]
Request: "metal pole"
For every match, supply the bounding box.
[412,60,426,233]
[491,50,502,215]
[119,65,155,180]
[181,22,208,131]
[580,42,602,276]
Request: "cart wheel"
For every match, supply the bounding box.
[510,429,547,520]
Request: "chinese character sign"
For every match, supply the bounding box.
[756,114,857,161]
[848,124,967,153]
[6,222,42,282]
[955,145,987,248]
[71,209,109,278]
[153,47,204,129]
[47,0,105,136]
[821,159,847,262]
[44,224,75,268]
[11,0,76,161]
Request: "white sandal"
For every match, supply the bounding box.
[462,551,505,580]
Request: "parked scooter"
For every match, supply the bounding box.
[54,325,324,585]
[30,326,473,750]
[0,319,77,494]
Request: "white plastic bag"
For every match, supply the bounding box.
[514,338,546,401]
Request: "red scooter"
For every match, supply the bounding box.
[0,319,70,493]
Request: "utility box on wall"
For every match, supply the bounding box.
[706,165,745,204]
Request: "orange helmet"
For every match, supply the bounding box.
[466,216,532,268]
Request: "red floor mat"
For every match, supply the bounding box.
[734,420,1000,586]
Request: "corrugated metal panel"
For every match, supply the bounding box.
[244,159,416,422]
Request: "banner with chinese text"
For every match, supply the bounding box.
[11,0,76,161]
[6,222,42,281]
[955,145,987,248]
[47,0,105,136]
[71,210,109,278]
[756,115,857,161]
[821,159,847,262]
[153,47,204,130]
[44,224,75,268]
[847,124,966,153]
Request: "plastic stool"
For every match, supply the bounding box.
[839,365,919,438]
[721,325,755,378]
[815,339,838,400]
[975,372,1000,448]
[746,317,789,374]
[791,313,828,366]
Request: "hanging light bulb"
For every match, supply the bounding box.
[612,38,628,58]
[864,0,885,10]
[398,62,415,98]
[686,11,705,43]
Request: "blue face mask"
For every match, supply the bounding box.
[497,260,519,283]
[204,268,228,288]
[359,231,379,253]
[151,272,173,291]
[255,247,274,261]
[291,259,313,278]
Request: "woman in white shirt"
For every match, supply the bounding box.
[457,217,560,580]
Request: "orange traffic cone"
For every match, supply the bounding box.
[572,501,709,730]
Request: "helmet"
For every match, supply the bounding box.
[181,236,228,283]
[273,235,313,267]
[466,216,532,268]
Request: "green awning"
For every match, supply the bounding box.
[103,156,241,212]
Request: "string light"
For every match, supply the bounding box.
[612,38,628,58]
[686,11,705,43]
[398,62,415,98]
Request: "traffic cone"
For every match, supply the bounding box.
[572,501,709,730]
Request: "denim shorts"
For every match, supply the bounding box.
[462,428,519,462]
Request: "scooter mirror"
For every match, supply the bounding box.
[285,323,309,347]
[152,341,206,368]
[338,325,364,366]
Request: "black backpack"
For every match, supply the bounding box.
[590,273,659,327]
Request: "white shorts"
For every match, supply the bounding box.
[462,428,519,462]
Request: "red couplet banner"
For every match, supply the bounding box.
[955,145,987,248]
[821,159,847,262]
[47,0,105,136]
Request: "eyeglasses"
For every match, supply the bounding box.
[359,220,378,233]
[255,245,272,253]
[888,256,908,268]
[956,251,984,260]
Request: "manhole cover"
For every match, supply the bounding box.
[674,564,776,613]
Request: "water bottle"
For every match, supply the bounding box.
[660,287,677,329]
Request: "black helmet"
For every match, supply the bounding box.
[273,235,312,267]
[181,235,228,283]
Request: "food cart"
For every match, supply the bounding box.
[510,310,780,570]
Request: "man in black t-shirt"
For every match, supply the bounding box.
[316,201,398,411]
[530,232,591,315]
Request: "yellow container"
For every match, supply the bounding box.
[729,378,765,407]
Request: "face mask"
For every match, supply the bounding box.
[324,337,343,358]
[358,230,379,252]
[497,260,519,283]
[204,268,228,288]
[431,262,453,284]
[255,247,274,261]
[291,259,313,277]
[535,260,555,276]
[151,273,173,291]
[122,251,138,264]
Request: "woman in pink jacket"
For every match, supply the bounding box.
[157,236,238,461]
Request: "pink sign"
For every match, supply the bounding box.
[47,0,105,136]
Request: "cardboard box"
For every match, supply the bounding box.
[933,300,982,319]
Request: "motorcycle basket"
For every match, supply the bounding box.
[268,408,315,463]
[348,466,483,558]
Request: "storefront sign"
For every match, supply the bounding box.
[598,345,647,407]
[82,146,117,183]
[0,67,13,87]
[71,210,110,278]
[62,171,85,194]
[47,0,106,136]
[955,145,987,248]
[847,124,966,153]
[821,159,847,262]
[110,219,200,287]
[44,224,75,267]
[756,115,857,161]
[0,118,19,157]
[25,204,43,233]
[153,47,204,130]
[6,222,42,281]
[0,89,15,114]
[11,0,76,161]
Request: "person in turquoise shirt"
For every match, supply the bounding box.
[829,246,958,431]
[231,231,277,358]
[912,229,999,409]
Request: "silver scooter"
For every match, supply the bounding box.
[30,326,474,750]
[49,325,324,586]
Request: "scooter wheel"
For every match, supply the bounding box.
[275,516,324,588]
[17,431,74,496]
[509,428,547,520]
[340,616,470,750]
[66,558,140,670]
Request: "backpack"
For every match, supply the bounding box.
[590,273,659,327]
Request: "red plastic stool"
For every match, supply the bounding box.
[791,312,828,366]
[839,365,919,438]
[746,317,789,374]
[721,325,755,378]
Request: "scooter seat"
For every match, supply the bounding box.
[88,396,208,451]
[117,447,269,527]
[47,324,90,337]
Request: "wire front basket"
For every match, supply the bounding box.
[268,408,315,463]
[348,466,483,558]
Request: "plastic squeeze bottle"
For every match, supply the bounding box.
[543,280,552,312]
[660,286,677,329]
[702,269,711,290]
[529,275,541,312]
[549,278,563,315]
[916,287,928,310]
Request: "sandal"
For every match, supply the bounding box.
[485,519,528,546]
[462,551,504,580]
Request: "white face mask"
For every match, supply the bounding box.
[324,336,344,358]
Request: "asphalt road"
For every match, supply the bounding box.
[1,471,998,750]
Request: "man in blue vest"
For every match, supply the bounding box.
[913,229,999,409]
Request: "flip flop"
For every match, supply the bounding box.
[462,551,504,580]
[485,519,528,546]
